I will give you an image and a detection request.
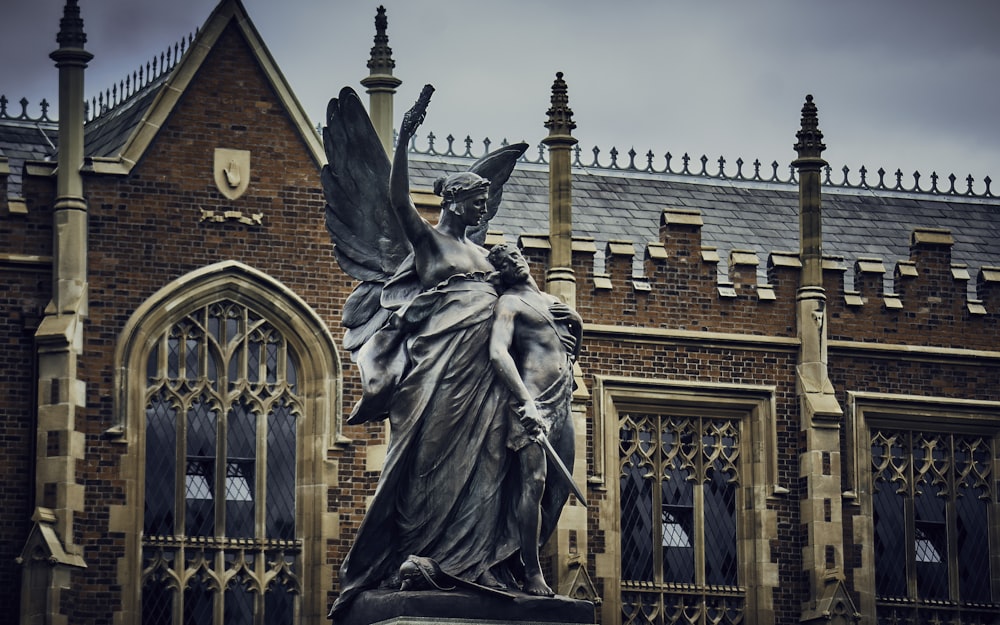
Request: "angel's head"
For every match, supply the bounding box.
[435,172,491,224]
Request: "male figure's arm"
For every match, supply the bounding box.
[489,298,545,434]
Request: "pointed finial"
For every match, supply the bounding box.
[544,72,576,138]
[794,94,825,159]
[56,0,87,49]
[367,5,396,76]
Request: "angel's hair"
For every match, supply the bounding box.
[434,172,491,213]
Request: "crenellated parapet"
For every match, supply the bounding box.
[494,209,997,347]
[766,251,801,302]
[824,228,999,347]
[979,267,1000,311]
[558,208,796,333]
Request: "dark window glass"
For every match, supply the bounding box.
[226,399,257,539]
[619,412,743,623]
[140,301,303,624]
[183,570,214,625]
[620,418,654,582]
[871,427,998,622]
[144,392,176,536]
[267,399,297,540]
[140,547,175,625]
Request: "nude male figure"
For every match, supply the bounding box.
[488,243,582,596]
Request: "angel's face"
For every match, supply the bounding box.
[456,191,489,226]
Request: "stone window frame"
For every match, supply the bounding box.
[592,376,783,625]
[845,391,1000,624]
[108,261,342,624]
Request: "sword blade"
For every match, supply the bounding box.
[537,434,588,508]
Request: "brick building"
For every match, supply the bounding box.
[1,1,997,624]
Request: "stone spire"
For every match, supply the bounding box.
[542,72,578,307]
[793,94,828,291]
[23,3,93,623]
[794,94,826,160]
[360,5,401,156]
[365,6,395,76]
[540,74,589,600]
[49,0,93,308]
[55,0,87,50]
[544,71,576,139]
[792,95,854,625]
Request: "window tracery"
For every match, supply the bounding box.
[619,412,743,625]
[871,428,997,623]
[140,300,303,624]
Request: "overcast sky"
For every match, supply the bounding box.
[2,0,998,191]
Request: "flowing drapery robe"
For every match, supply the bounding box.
[331,273,518,616]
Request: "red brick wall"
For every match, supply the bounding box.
[0,172,55,615]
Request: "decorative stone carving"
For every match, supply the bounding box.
[213,147,250,199]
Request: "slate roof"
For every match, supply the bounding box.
[5,96,996,296]
[0,115,58,197]
[409,152,1000,292]
[0,76,166,199]
[83,72,170,159]
[5,59,996,300]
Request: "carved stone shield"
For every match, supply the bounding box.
[214,148,250,200]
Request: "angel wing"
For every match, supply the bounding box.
[322,87,411,353]
[322,87,411,281]
[323,85,528,355]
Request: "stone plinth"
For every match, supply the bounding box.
[332,589,595,625]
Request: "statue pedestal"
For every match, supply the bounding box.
[332,589,595,625]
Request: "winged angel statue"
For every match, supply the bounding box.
[323,85,572,616]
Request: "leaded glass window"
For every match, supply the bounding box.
[871,427,998,624]
[140,301,302,624]
[619,412,743,625]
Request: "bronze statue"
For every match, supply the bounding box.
[322,85,581,618]
[488,242,583,596]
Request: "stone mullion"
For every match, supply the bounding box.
[945,434,960,603]
[212,548,225,624]
[253,545,266,625]
[215,396,229,540]
[175,392,190,538]
[692,418,707,595]
[651,415,665,587]
[902,431,918,602]
[255,389,268,547]
[171,545,184,625]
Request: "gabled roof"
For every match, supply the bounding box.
[409,151,1000,293]
[0,0,325,185]
[83,0,323,175]
[83,71,172,161]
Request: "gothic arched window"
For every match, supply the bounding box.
[141,301,302,624]
[111,262,341,625]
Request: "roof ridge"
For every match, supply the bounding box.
[405,131,995,200]
[0,96,55,125]
[84,29,199,123]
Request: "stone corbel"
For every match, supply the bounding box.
[16,507,87,570]
[800,574,861,625]
[558,554,601,605]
